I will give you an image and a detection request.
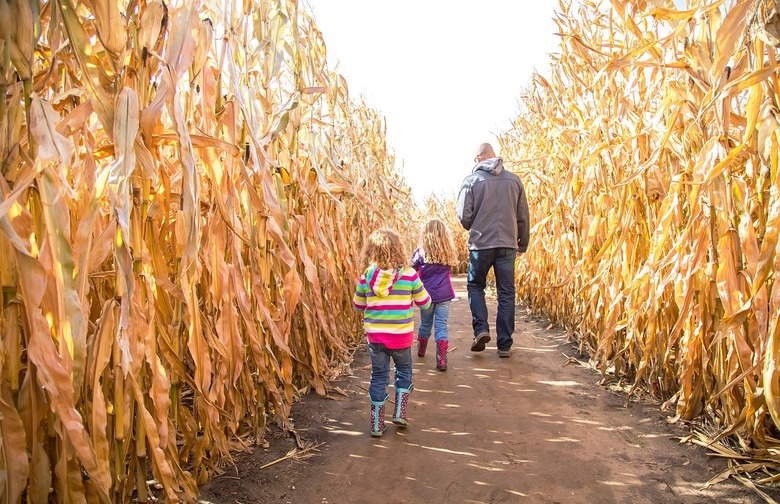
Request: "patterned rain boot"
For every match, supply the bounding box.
[370,396,388,437]
[417,337,429,357]
[436,341,449,371]
[392,386,413,427]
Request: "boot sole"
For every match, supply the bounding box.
[471,333,490,352]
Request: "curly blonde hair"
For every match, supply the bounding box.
[362,228,407,270]
[419,219,458,266]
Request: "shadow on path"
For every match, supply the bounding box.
[200,275,777,504]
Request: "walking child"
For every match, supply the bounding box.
[353,228,432,437]
[411,219,458,371]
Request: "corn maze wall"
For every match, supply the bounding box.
[501,0,780,484]
[0,0,417,502]
[7,0,780,500]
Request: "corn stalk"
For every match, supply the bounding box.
[501,0,780,482]
[0,0,413,502]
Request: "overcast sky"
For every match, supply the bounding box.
[308,1,561,203]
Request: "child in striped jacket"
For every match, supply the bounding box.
[353,228,431,436]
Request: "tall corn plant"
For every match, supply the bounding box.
[0,0,413,502]
[501,0,780,483]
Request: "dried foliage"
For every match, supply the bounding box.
[0,0,414,502]
[500,0,780,484]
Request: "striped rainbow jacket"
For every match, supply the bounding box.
[352,265,432,349]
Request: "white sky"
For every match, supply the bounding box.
[307,1,561,204]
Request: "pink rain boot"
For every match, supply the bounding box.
[436,341,448,371]
[417,337,429,357]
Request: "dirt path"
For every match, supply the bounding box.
[199,275,777,504]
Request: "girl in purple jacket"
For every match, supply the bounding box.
[412,219,458,370]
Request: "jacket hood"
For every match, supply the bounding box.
[365,265,399,297]
[473,157,504,175]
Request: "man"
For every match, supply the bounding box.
[455,142,529,358]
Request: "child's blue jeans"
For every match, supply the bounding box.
[368,343,413,403]
[417,300,451,342]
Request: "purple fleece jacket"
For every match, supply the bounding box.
[411,248,456,304]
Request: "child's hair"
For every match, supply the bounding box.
[362,228,407,270]
[419,219,458,266]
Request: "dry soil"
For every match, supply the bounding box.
[199,275,779,504]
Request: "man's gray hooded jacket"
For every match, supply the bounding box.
[456,157,529,252]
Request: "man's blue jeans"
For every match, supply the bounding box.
[418,301,451,342]
[467,248,516,351]
[368,343,413,402]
